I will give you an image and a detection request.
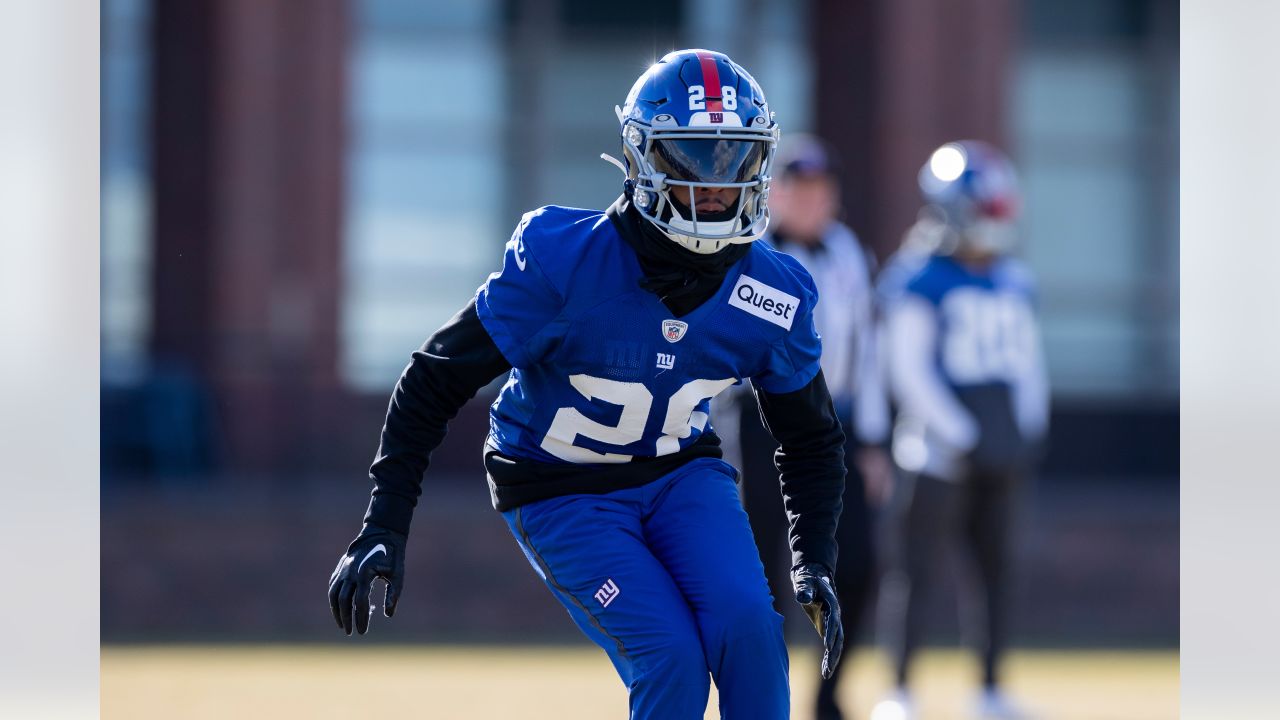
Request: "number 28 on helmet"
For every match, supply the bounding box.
[602,49,780,255]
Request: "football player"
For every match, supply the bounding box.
[735,135,891,720]
[873,141,1049,720]
[328,49,849,719]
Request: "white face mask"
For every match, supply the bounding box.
[962,218,1017,255]
[664,217,747,253]
[662,201,769,254]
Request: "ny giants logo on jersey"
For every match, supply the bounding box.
[728,275,800,330]
[594,578,620,608]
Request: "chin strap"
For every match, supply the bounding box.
[600,152,627,175]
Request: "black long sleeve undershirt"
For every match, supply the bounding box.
[754,370,847,575]
[364,300,511,534]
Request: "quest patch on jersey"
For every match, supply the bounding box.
[728,275,800,330]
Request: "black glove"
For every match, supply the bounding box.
[791,562,844,680]
[328,524,406,635]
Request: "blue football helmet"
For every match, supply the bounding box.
[603,49,779,254]
[917,140,1021,255]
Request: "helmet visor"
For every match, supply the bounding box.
[652,138,766,184]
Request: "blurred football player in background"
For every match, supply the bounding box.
[735,135,892,720]
[328,50,848,719]
[872,141,1049,720]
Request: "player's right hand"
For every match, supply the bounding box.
[328,523,406,635]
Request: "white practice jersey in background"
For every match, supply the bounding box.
[768,223,890,446]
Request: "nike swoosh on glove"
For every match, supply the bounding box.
[328,523,407,635]
[791,562,845,679]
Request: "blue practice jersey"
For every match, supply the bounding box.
[891,254,1039,392]
[880,251,1049,479]
[475,205,823,466]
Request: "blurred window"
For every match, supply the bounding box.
[341,0,810,391]
[1013,0,1178,399]
[342,0,506,390]
[556,0,682,29]
[101,0,152,384]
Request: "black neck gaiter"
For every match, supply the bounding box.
[606,196,751,318]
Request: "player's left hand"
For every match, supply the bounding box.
[791,563,844,679]
[328,523,406,635]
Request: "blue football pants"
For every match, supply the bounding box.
[502,457,791,719]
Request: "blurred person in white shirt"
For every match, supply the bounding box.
[733,134,893,720]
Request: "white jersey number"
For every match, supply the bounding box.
[940,288,1037,384]
[541,375,736,463]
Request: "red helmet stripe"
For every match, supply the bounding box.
[696,51,724,112]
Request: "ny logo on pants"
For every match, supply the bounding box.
[594,578,621,607]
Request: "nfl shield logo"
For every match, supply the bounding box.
[662,319,688,343]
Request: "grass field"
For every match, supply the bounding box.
[101,644,1177,719]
